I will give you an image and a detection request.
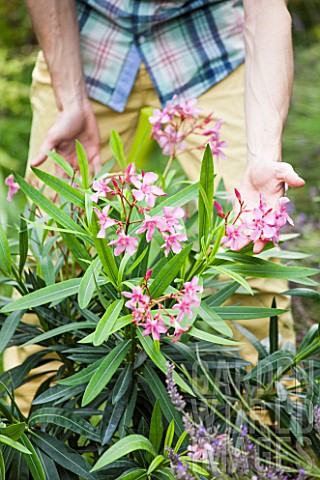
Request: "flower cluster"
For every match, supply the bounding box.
[149,96,227,160]
[91,164,189,258]
[215,190,294,251]
[122,274,203,342]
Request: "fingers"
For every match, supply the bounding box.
[253,239,266,254]
[30,136,56,167]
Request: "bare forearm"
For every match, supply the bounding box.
[25,0,87,110]
[243,0,293,166]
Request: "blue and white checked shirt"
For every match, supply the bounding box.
[76,0,245,112]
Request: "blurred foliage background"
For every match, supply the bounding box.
[0,0,319,328]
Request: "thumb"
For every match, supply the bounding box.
[279,163,305,189]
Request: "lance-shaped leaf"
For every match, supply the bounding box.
[198,144,214,244]
[91,435,156,472]
[45,150,82,185]
[149,244,192,298]
[0,434,31,454]
[20,434,46,480]
[30,431,99,479]
[29,408,99,442]
[76,140,90,189]
[13,172,87,237]
[78,258,102,309]
[0,223,11,274]
[0,310,25,353]
[93,298,124,346]
[82,340,131,406]
[110,130,127,169]
[91,212,118,287]
[19,214,28,275]
[31,168,85,208]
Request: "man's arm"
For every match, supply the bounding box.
[241,0,304,251]
[26,0,101,170]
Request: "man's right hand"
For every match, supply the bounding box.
[31,100,102,173]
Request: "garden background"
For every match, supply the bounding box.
[0,0,319,333]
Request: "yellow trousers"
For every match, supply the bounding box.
[5,52,295,412]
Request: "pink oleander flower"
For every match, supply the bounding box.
[221,224,249,251]
[131,307,146,324]
[156,125,187,156]
[172,294,199,323]
[274,197,294,228]
[163,206,184,231]
[94,205,117,238]
[187,443,213,461]
[207,136,227,160]
[246,207,277,243]
[131,171,166,207]
[170,322,190,342]
[91,179,112,203]
[5,174,20,201]
[122,286,150,309]
[183,277,203,302]
[108,232,138,256]
[136,215,167,242]
[177,98,202,119]
[141,314,169,341]
[149,108,172,125]
[161,232,188,256]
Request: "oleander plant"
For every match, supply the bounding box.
[0,99,319,479]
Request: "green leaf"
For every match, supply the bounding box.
[0,422,26,441]
[0,278,106,313]
[147,455,165,474]
[91,435,156,472]
[29,408,99,442]
[198,145,214,243]
[31,168,85,208]
[187,326,238,346]
[0,450,4,480]
[149,400,164,453]
[32,384,86,405]
[82,340,131,406]
[0,310,24,353]
[212,306,287,320]
[94,299,124,346]
[110,130,127,169]
[57,357,104,386]
[19,214,28,275]
[163,421,175,453]
[143,364,184,436]
[198,302,233,337]
[0,434,31,454]
[40,255,55,286]
[78,258,102,309]
[20,321,96,348]
[45,151,82,185]
[115,469,148,480]
[0,223,11,274]
[137,330,194,396]
[215,262,318,279]
[91,212,118,287]
[205,281,239,306]
[112,364,133,404]
[101,390,130,445]
[20,434,46,480]
[30,431,98,479]
[233,323,268,359]
[149,245,191,298]
[13,173,88,237]
[283,288,320,300]
[76,140,90,189]
[213,265,253,295]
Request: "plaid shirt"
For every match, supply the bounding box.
[76,0,245,112]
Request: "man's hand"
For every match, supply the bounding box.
[240,161,305,253]
[31,100,102,173]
